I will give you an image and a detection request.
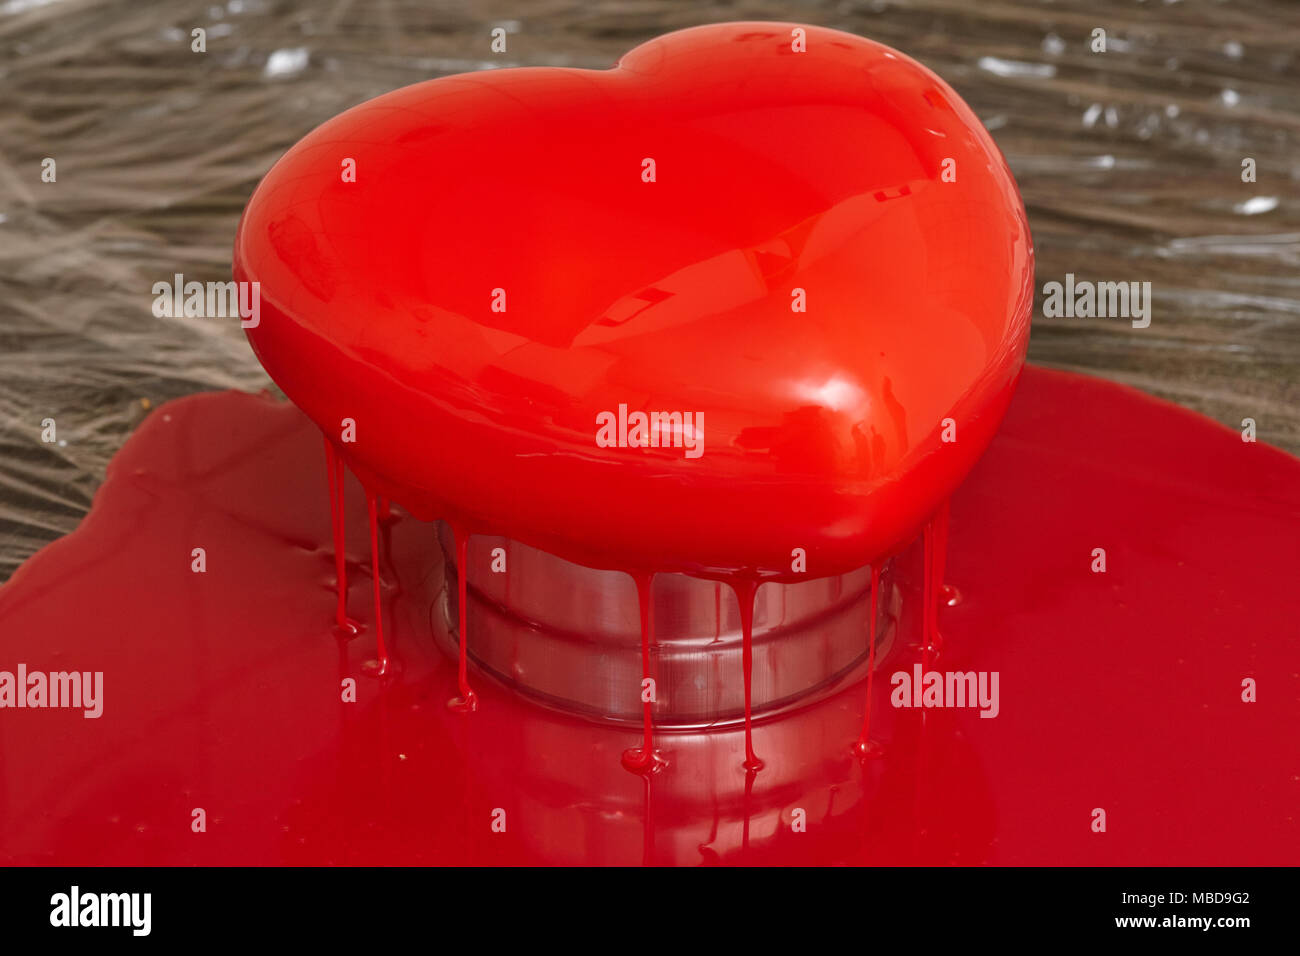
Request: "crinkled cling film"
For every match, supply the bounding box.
[1,0,1298,580]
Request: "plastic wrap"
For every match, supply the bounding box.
[1,0,1297,580]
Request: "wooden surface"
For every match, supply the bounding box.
[1,0,1297,578]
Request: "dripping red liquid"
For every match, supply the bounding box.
[854,564,882,760]
[363,491,390,678]
[732,577,764,774]
[1,369,1298,864]
[448,525,479,712]
[621,573,658,773]
[323,438,359,636]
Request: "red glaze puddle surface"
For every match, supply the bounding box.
[0,366,1296,865]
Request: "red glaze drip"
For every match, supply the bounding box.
[448,525,478,712]
[732,577,765,773]
[362,490,390,678]
[641,773,655,866]
[2,368,1299,864]
[713,583,721,643]
[621,573,658,773]
[854,564,883,759]
[919,503,949,670]
[931,499,950,656]
[742,761,758,854]
[322,437,358,635]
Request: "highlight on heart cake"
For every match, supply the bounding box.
[233,20,1034,580]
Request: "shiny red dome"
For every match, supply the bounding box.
[234,21,1034,576]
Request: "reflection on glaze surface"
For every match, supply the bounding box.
[234,22,1034,576]
[2,367,1297,865]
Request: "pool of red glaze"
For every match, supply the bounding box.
[1,365,1295,865]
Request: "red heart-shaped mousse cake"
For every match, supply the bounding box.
[234,21,1033,577]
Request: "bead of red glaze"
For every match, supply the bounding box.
[233,21,1034,577]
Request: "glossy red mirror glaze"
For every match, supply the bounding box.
[233,22,1034,576]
